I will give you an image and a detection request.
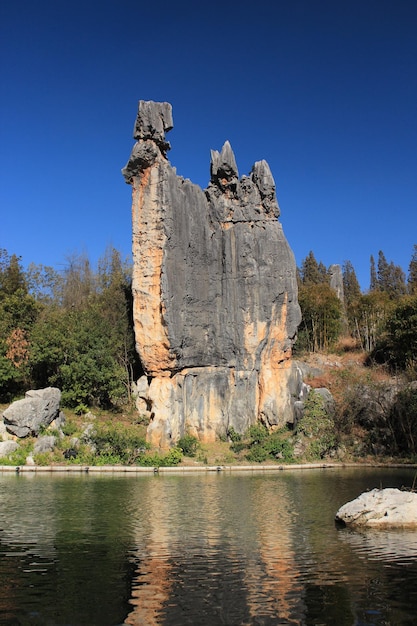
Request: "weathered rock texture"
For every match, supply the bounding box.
[335,488,417,528]
[123,101,301,447]
[3,388,61,438]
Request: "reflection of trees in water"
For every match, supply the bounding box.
[0,474,138,625]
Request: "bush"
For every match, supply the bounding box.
[177,433,199,457]
[231,423,295,463]
[88,423,148,464]
[136,447,183,467]
[0,440,33,466]
[297,391,337,459]
[388,385,417,456]
[227,427,241,443]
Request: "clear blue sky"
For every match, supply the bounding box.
[1,0,416,290]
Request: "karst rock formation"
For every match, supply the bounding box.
[122,101,301,448]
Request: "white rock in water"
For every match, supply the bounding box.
[335,488,417,528]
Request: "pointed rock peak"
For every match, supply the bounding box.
[251,160,275,193]
[210,140,238,183]
[133,100,173,150]
[251,160,279,217]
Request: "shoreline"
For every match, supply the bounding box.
[2,461,417,474]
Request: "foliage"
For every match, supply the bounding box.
[298,251,329,285]
[297,391,337,459]
[61,419,78,436]
[0,440,33,466]
[136,447,183,467]
[408,245,417,295]
[229,423,294,463]
[371,250,407,298]
[335,377,417,458]
[0,251,40,400]
[370,296,417,375]
[177,433,199,457]
[389,386,417,455]
[86,423,148,464]
[298,282,342,352]
[351,291,392,352]
[226,426,242,442]
[29,306,126,407]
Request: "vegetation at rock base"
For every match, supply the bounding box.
[0,247,141,407]
[1,245,417,466]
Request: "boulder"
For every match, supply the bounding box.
[123,101,301,447]
[335,488,417,528]
[0,440,19,458]
[33,436,57,455]
[3,388,61,437]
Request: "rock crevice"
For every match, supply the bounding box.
[123,100,301,447]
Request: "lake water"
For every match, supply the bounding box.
[0,467,417,625]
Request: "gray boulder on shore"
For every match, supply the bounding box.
[2,388,61,437]
[335,488,417,528]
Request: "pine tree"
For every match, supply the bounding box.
[300,251,322,285]
[377,250,389,291]
[342,260,361,306]
[370,255,378,291]
[408,244,417,295]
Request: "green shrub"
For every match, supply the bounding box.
[246,424,269,444]
[88,423,148,464]
[246,445,269,462]
[297,391,337,459]
[388,385,417,456]
[0,440,33,466]
[177,433,199,457]
[227,427,241,442]
[245,432,294,463]
[62,419,78,437]
[136,447,183,467]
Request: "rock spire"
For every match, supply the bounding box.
[123,100,301,447]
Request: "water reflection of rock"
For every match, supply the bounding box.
[123,475,305,625]
[337,527,417,563]
[244,478,303,624]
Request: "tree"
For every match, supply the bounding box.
[0,250,27,296]
[26,263,63,303]
[352,291,392,352]
[61,252,94,310]
[0,251,40,400]
[29,305,126,408]
[342,260,362,337]
[408,244,417,295]
[298,283,342,352]
[370,255,378,292]
[343,262,361,299]
[371,295,417,374]
[377,250,389,290]
[28,247,140,409]
[299,251,323,285]
[375,250,406,298]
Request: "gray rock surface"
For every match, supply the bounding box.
[0,440,19,458]
[335,488,417,528]
[3,388,61,437]
[123,100,301,447]
[329,264,344,301]
[33,436,57,455]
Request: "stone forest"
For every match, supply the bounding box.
[0,101,416,467]
[122,100,302,448]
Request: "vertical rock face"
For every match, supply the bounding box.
[123,101,301,447]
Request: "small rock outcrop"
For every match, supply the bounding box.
[2,388,62,437]
[123,101,301,447]
[0,440,19,458]
[335,488,417,528]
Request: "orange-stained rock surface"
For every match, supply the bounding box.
[123,101,301,447]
